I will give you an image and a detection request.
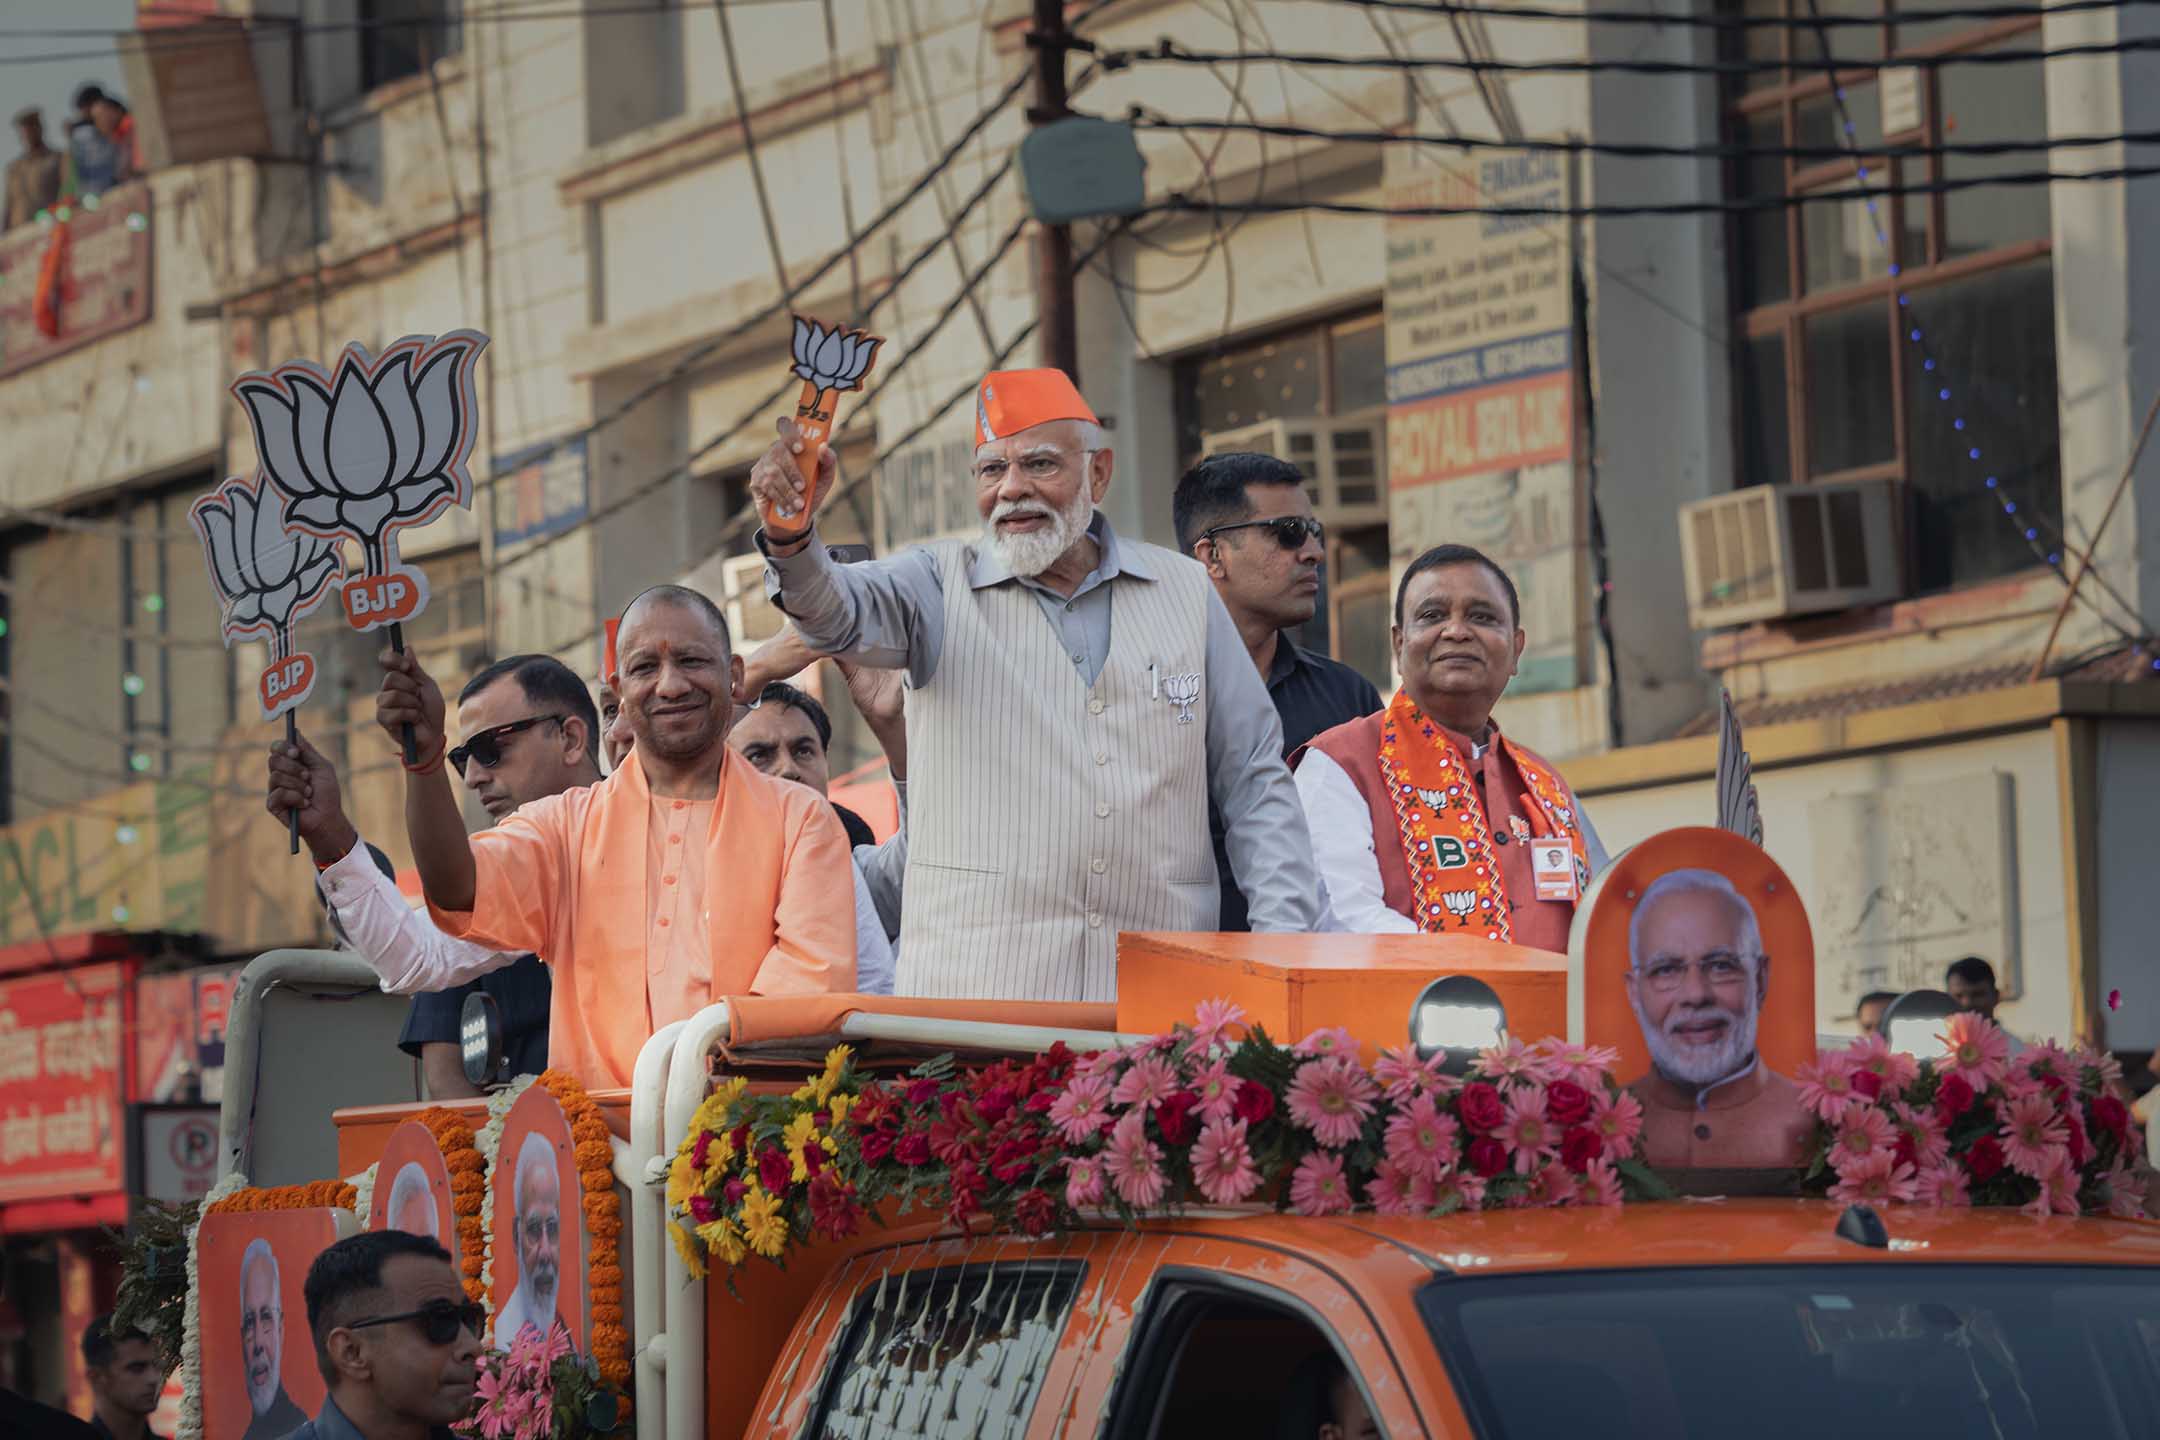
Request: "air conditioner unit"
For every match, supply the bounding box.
[1201,408,1388,526]
[1677,479,1902,629]
[718,551,785,646]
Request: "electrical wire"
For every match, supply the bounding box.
[1305,0,2140,28]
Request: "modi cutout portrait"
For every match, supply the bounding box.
[491,1087,585,1350]
[1574,827,1818,1173]
[369,1119,458,1265]
[197,1208,356,1440]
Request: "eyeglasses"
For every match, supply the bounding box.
[971,447,1097,486]
[346,1300,486,1347]
[448,715,564,774]
[1634,952,1757,993]
[1201,516,1327,550]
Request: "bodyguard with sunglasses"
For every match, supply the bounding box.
[287,1231,481,1440]
[1175,453,1385,931]
[268,655,602,1096]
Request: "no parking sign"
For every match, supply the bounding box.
[130,1102,221,1204]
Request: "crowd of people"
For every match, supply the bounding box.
[5,84,137,231]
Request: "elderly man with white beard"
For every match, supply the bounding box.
[1622,869,1812,1169]
[494,1134,566,1346]
[751,367,1323,1001]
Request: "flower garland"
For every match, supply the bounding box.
[666,1004,1664,1278]
[206,1178,360,1213]
[1797,1015,2150,1217]
[413,1106,491,1304]
[177,1170,251,1440]
[476,1076,538,1332]
[352,1162,380,1227]
[533,1071,631,1399]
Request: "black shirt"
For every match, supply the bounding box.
[832,801,877,850]
[1214,637,1385,931]
[398,953,551,1079]
[0,1389,97,1440]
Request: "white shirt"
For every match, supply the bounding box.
[1294,747,1609,935]
[322,834,893,997]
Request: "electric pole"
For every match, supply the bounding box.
[1028,0,1079,382]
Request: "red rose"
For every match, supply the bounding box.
[989,1137,1037,1183]
[757,1146,791,1194]
[2065,1110,2090,1169]
[1024,1089,1059,1113]
[802,1142,827,1177]
[2092,1094,2131,1142]
[1015,1187,1059,1237]
[938,1091,966,1121]
[1233,1081,1277,1126]
[1964,1134,2006,1182]
[1460,1082,1508,1133]
[1850,1069,1883,1101]
[929,1120,972,1166]
[976,1085,1017,1123]
[1468,1136,1509,1178]
[1156,1091,1202,1147]
[1559,1126,1602,1174]
[813,1109,831,1128]
[730,1124,752,1156]
[1545,1081,1593,1128]
[894,1132,933,1167]
[859,1129,895,1165]
[809,1172,860,1241]
[1892,1135,1917,1172]
[907,1077,942,1106]
[722,1176,747,1206]
[688,1194,717,1225]
[1934,1073,1976,1122]
[690,1131,713,1170]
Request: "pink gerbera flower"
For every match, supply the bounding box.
[1292,1025,1360,1060]
[1829,1147,1918,1207]
[1998,1092,2069,1179]
[1912,1164,1971,1208]
[1111,1053,1180,1112]
[470,1366,512,1440]
[1288,1150,1353,1216]
[1498,1085,1560,1173]
[1891,1101,1951,1171]
[1845,1032,1920,1094]
[1938,1012,2011,1090]
[1285,1056,1379,1148]
[1588,1087,1644,1161]
[1795,1050,1862,1123]
[1533,1038,1622,1090]
[1076,1047,1128,1082]
[2021,1155,2082,1219]
[1047,1072,1114,1144]
[1189,1118,1261,1205]
[1383,1093,1459,1180]
[2022,1041,2078,1090]
[1431,1170,1488,1214]
[2074,1044,2125,1089]
[1103,1110,1166,1207]
[1188,998,1247,1054]
[1366,1158,1415,1216]
[1830,1105,1898,1168]
[1373,1045,1448,1102]
[2096,1160,2148,1220]
[1577,1158,1624,1207]
[1474,1035,1555,1091]
[1527,1163,1576,1208]
[1189,1058,1243,1125]
[1064,1154,1106,1207]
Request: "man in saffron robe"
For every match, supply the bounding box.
[1295,543,1606,950]
[378,584,856,1088]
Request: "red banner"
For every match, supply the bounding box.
[0,963,126,1203]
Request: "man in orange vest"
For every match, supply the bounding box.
[1295,543,1606,951]
[377,584,856,1087]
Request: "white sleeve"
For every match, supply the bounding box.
[317,840,524,994]
[1294,751,1418,936]
[851,858,895,995]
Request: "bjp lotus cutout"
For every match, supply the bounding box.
[759,314,883,531]
[189,475,343,721]
[232,330,489,632]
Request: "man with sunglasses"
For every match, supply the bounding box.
[269,654,603,1096]
[751,367,1322,1002]
[1174,452,1383,931]
[289,1231,481,1440]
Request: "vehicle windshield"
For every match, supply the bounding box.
[1419,1265,2160,1440]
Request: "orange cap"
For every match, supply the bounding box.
[602,617,620,687]
[973,368,1097,447]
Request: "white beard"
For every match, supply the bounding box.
[987,486,1094,578]
[1632,989,1761,1088]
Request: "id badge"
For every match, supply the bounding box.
[1532,839,1578,902]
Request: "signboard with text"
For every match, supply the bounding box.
[0,962,125,1203]
[1384,150,1582,694]
[0,181,154,379]
[132,1102,221,1205]
[0,775,210,951]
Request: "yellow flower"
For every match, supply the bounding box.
[826,1092,854,1128]
[667,1220,706,1280]
[701,1138,734,1187]
[783,1111,821,1183]
[696,1218,747,1267]
[666,1153,697,1211]
[741,1184,789,1258]
[692,1078,748,1134]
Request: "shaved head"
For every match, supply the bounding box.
[620,584,731,650]
[615,584,740,765]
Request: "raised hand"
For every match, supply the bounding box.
[377,647,448,766]
[747,415,841,542]
[266,730,361,866]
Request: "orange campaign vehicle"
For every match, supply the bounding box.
[142,690,2158,1440]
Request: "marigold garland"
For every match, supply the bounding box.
[207,1178,359,1214]
[536,1069,631,1397]
[413,1106,491,1304]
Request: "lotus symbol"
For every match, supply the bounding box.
[1441,890,1478,920]
[188,475,342,644]
[233,330,489,575]
[791,316,882,393]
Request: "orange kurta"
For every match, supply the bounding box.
[428,749,856,1087]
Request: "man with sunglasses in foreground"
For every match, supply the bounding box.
[752,367,1322,1001]
[268,655,601,1096]
[1175,452,1383,931]
[286,1231,481,1440]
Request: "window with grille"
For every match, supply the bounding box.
[1724,1,2061,595]
[809,1263,1083,1440]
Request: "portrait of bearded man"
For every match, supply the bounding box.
[494,1131,569,1347]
